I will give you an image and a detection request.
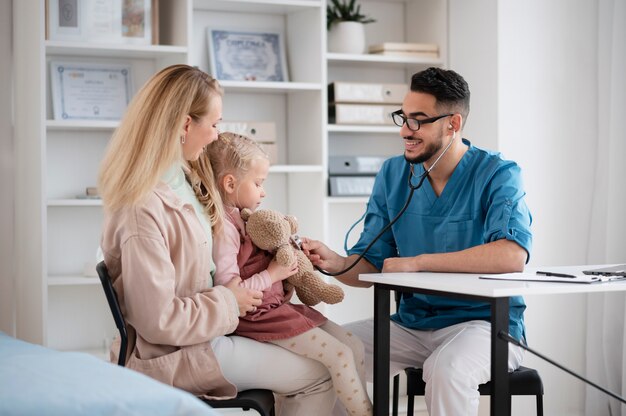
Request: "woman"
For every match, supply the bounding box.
[98,64,335,414]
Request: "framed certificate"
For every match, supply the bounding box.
[46,0,154,45]
[207,29,289,82]
[49,61,133,121]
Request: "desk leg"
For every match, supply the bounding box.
[373,285,390,416]
[491,297,510,416]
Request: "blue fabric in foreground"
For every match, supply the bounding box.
[0,331,217,416]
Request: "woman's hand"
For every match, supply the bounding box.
[224,277,263,316]
[267,259,298,283]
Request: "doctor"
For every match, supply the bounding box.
[303,67,533,416]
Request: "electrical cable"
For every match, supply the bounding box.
[498,331,626,405]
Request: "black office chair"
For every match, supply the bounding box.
[391,292,544,416]
[97,261,276,416]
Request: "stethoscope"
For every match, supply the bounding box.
[315,131,456,277]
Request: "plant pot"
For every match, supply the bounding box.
[327,21,366,54]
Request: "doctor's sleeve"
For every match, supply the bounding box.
[483,162,533,262]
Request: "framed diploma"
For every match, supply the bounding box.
[46,0,154,45]
[49,61,133,121]
[207,29,289,82]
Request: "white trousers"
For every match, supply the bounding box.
[334,319,525,416]
[212,335,336,416]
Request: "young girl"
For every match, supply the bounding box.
[189,132,373,416]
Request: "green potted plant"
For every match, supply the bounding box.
[327,0,376,30]
[327,0,375,54]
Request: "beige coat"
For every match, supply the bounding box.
[101,182,240,399]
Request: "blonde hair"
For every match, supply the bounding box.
[98,64,223,212]
[188,132,268,234]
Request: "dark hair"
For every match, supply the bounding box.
[410,67,470,124]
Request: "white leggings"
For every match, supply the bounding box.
[211,334,335,416]
[335,319,525,416]
[271,320,372,416]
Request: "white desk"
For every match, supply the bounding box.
[359,265,626,416]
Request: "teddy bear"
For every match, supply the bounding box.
[240,208,345,307]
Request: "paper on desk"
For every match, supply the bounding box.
[479,272,603,284]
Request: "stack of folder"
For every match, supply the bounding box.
[368,42,439,59]
[328,81,407,125]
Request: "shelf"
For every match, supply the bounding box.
[328,124,400,134]
[45,41,187,59]
[46,120,118,131]
[218,80,322,93]
[327,52,444,69]
[48,276,100,286]
[270,165,324,173]
[48,199,103,207]
[193,0,320,14]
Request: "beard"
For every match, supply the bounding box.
[403,135,445,165]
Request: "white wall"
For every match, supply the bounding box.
[450,0,598,415]
[449,0,498,151]
[498,1,597,415]
[0,0,15,335]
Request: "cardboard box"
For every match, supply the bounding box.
[328,82,407,104]
[219,121,277,142]
[220,121,278,163]
[258,142,278,165]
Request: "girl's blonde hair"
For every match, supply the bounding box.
[188,132,268,234]
[98,64,223,212]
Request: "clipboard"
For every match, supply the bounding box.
[479,272,609,284]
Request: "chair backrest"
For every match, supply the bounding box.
[96,261,128,366]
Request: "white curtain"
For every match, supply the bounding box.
[585,0,626,415]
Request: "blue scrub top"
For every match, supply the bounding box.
[347,139,532,341]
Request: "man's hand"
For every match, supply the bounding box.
[301,237,344,273]
[382,256,420,273]
[224,277,263,316]
[302,237,378,287]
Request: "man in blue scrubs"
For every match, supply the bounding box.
[303,67,532,416]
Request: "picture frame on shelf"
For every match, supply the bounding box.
[49,61,133,121]
[207,28,289,82]
[46,0,155,45]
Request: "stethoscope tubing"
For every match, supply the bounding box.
[315,132,455,277]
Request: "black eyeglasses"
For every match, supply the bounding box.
[391,110,453,132]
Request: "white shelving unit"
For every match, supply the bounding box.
[14,0,447,353]
[14,0,189,355]
[323,0,448,323]
[190,0,326,240]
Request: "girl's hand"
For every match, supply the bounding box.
[267,259,298,283]
[224,277,263,316]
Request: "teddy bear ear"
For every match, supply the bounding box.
[286,215,298,233]
[241,208,252,221]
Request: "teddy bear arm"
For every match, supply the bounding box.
[275,246,295,266]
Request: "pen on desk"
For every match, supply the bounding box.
[536,271,577,278]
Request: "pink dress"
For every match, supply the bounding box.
[213,207,326,342]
